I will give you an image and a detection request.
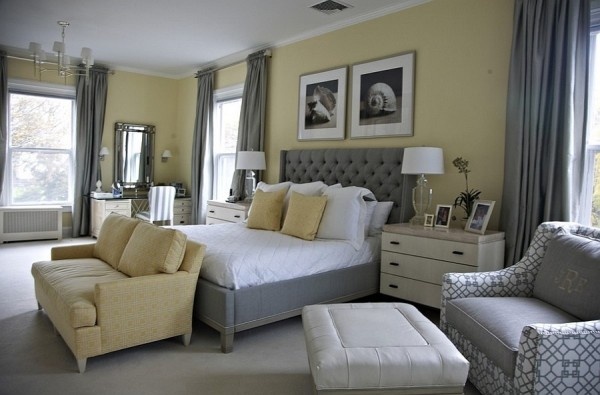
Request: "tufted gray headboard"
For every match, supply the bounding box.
[279,148,415,224]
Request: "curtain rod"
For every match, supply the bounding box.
[194,49,271,78]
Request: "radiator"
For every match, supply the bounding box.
[0,206,63,243]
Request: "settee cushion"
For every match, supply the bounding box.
[31,258,128,329]
[93,214,140,269]
[533,229,600,321]
[446,297,578,377]
[118,221,187,277]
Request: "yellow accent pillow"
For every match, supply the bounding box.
[246,188,287,231]
[118,221,187,277]
[93,213,140,269]
[281,192,327,241]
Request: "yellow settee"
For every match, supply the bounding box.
[31,213,205,373]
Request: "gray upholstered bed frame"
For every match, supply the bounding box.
[194,147,415,352]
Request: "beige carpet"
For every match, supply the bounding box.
[0,238,481,395]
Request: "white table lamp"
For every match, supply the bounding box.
[236,151,266,201]
[401,147,445,225]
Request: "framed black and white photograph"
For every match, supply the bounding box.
[465,200,495,234]
[435,204,452,228]
[350,51,415,138]
[424,213,435,227]
[298,67,347,141]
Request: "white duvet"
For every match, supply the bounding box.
[173,222,380,290]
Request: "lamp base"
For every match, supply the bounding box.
[409,214,426,226]
[410,174,432,227]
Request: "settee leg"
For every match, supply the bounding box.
[182,333,191,346]
[77,358,87,373]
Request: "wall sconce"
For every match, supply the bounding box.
[161,150,173,162]
[99,146,110,161]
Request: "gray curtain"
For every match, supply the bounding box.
[73,68,108,237]
[500,0,590,264]
[191,70,214,224]
[0,52,6,201]
[231,50,268,200]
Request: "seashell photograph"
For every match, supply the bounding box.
[350,52,414,138]
[298,67,347,141]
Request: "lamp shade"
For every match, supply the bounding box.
[99,146,110,156]
[401,147,445,175]
[161,150,173,159]
[236,151,266,170]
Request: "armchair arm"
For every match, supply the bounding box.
[515,320,600,394]
[94,271,199,353]
[51,243,96,260]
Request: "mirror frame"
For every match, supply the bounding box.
[114,122,155,188]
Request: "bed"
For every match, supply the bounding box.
[178,147,414,352]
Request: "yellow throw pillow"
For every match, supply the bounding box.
[247,188,287,231]
[93,213,140,269]
[281,192,327,241]
[118,221,187,277]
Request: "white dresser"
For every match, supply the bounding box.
[206,200,250,225]
[380,223,505,308]
[90,198,131,238]
[173,198,192,225]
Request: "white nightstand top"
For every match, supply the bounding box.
[207,200,251,210]
[382,223,505,244]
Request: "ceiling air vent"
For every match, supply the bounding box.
[310,0,352,15]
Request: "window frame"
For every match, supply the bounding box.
[212,84,243,201]
[4,79,76,208]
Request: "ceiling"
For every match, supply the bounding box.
[0,0,429,79]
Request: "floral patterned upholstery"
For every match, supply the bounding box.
[441,222,600,394]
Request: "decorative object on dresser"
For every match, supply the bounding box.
[452,156,481,220]
[205,200,250,225]
[401,147,445,226]
[380,223,504,308]
[297,66,347,141]
[350,51,415,138]
[435,204,452,228]
[235,151,266,201]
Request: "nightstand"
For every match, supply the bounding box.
[173,197,192,225]
[206,200,251,224]
[90,198,131,238]
[380,223,505,308]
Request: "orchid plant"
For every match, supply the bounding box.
[452,157,481,219]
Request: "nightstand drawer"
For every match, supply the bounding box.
[173,214,191,225]
[104,201,131,211]
[206,217,233,225]
[380,273,441,309]
[382,232,479,266]
[381,251,475,284]
[207,206,246,222]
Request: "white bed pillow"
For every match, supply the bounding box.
[369,201,394,236]
[316,186,375,249]
[256,181,292,193]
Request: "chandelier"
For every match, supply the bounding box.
[28,21,94,80]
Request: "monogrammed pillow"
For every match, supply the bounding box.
[532,228,600,321]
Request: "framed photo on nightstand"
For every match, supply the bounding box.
[424,214,434,227]
[434,204,452,228]
[465,200,495,234]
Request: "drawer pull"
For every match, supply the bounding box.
[388,284,399,289]
[452,251,464,255]
[389,262,399,266]
[390,241,400,245]
[209,210,215,213]
[234,215,241,218]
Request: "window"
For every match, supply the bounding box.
[213,85,243,201]
[5,81,76,206]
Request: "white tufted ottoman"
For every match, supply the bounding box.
[302,303,469,394]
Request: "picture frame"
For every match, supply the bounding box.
[435,204,452,228]
[424,214,435,227]
[465,200,495,234]
[350,51,415,138]
[298,67,347,141]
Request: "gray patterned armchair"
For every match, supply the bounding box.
[441,222,600,395]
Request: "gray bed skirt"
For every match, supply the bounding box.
[194,260,380,352]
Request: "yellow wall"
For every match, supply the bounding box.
[6,0,514,230]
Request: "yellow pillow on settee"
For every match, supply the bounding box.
[118,221,187,277]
